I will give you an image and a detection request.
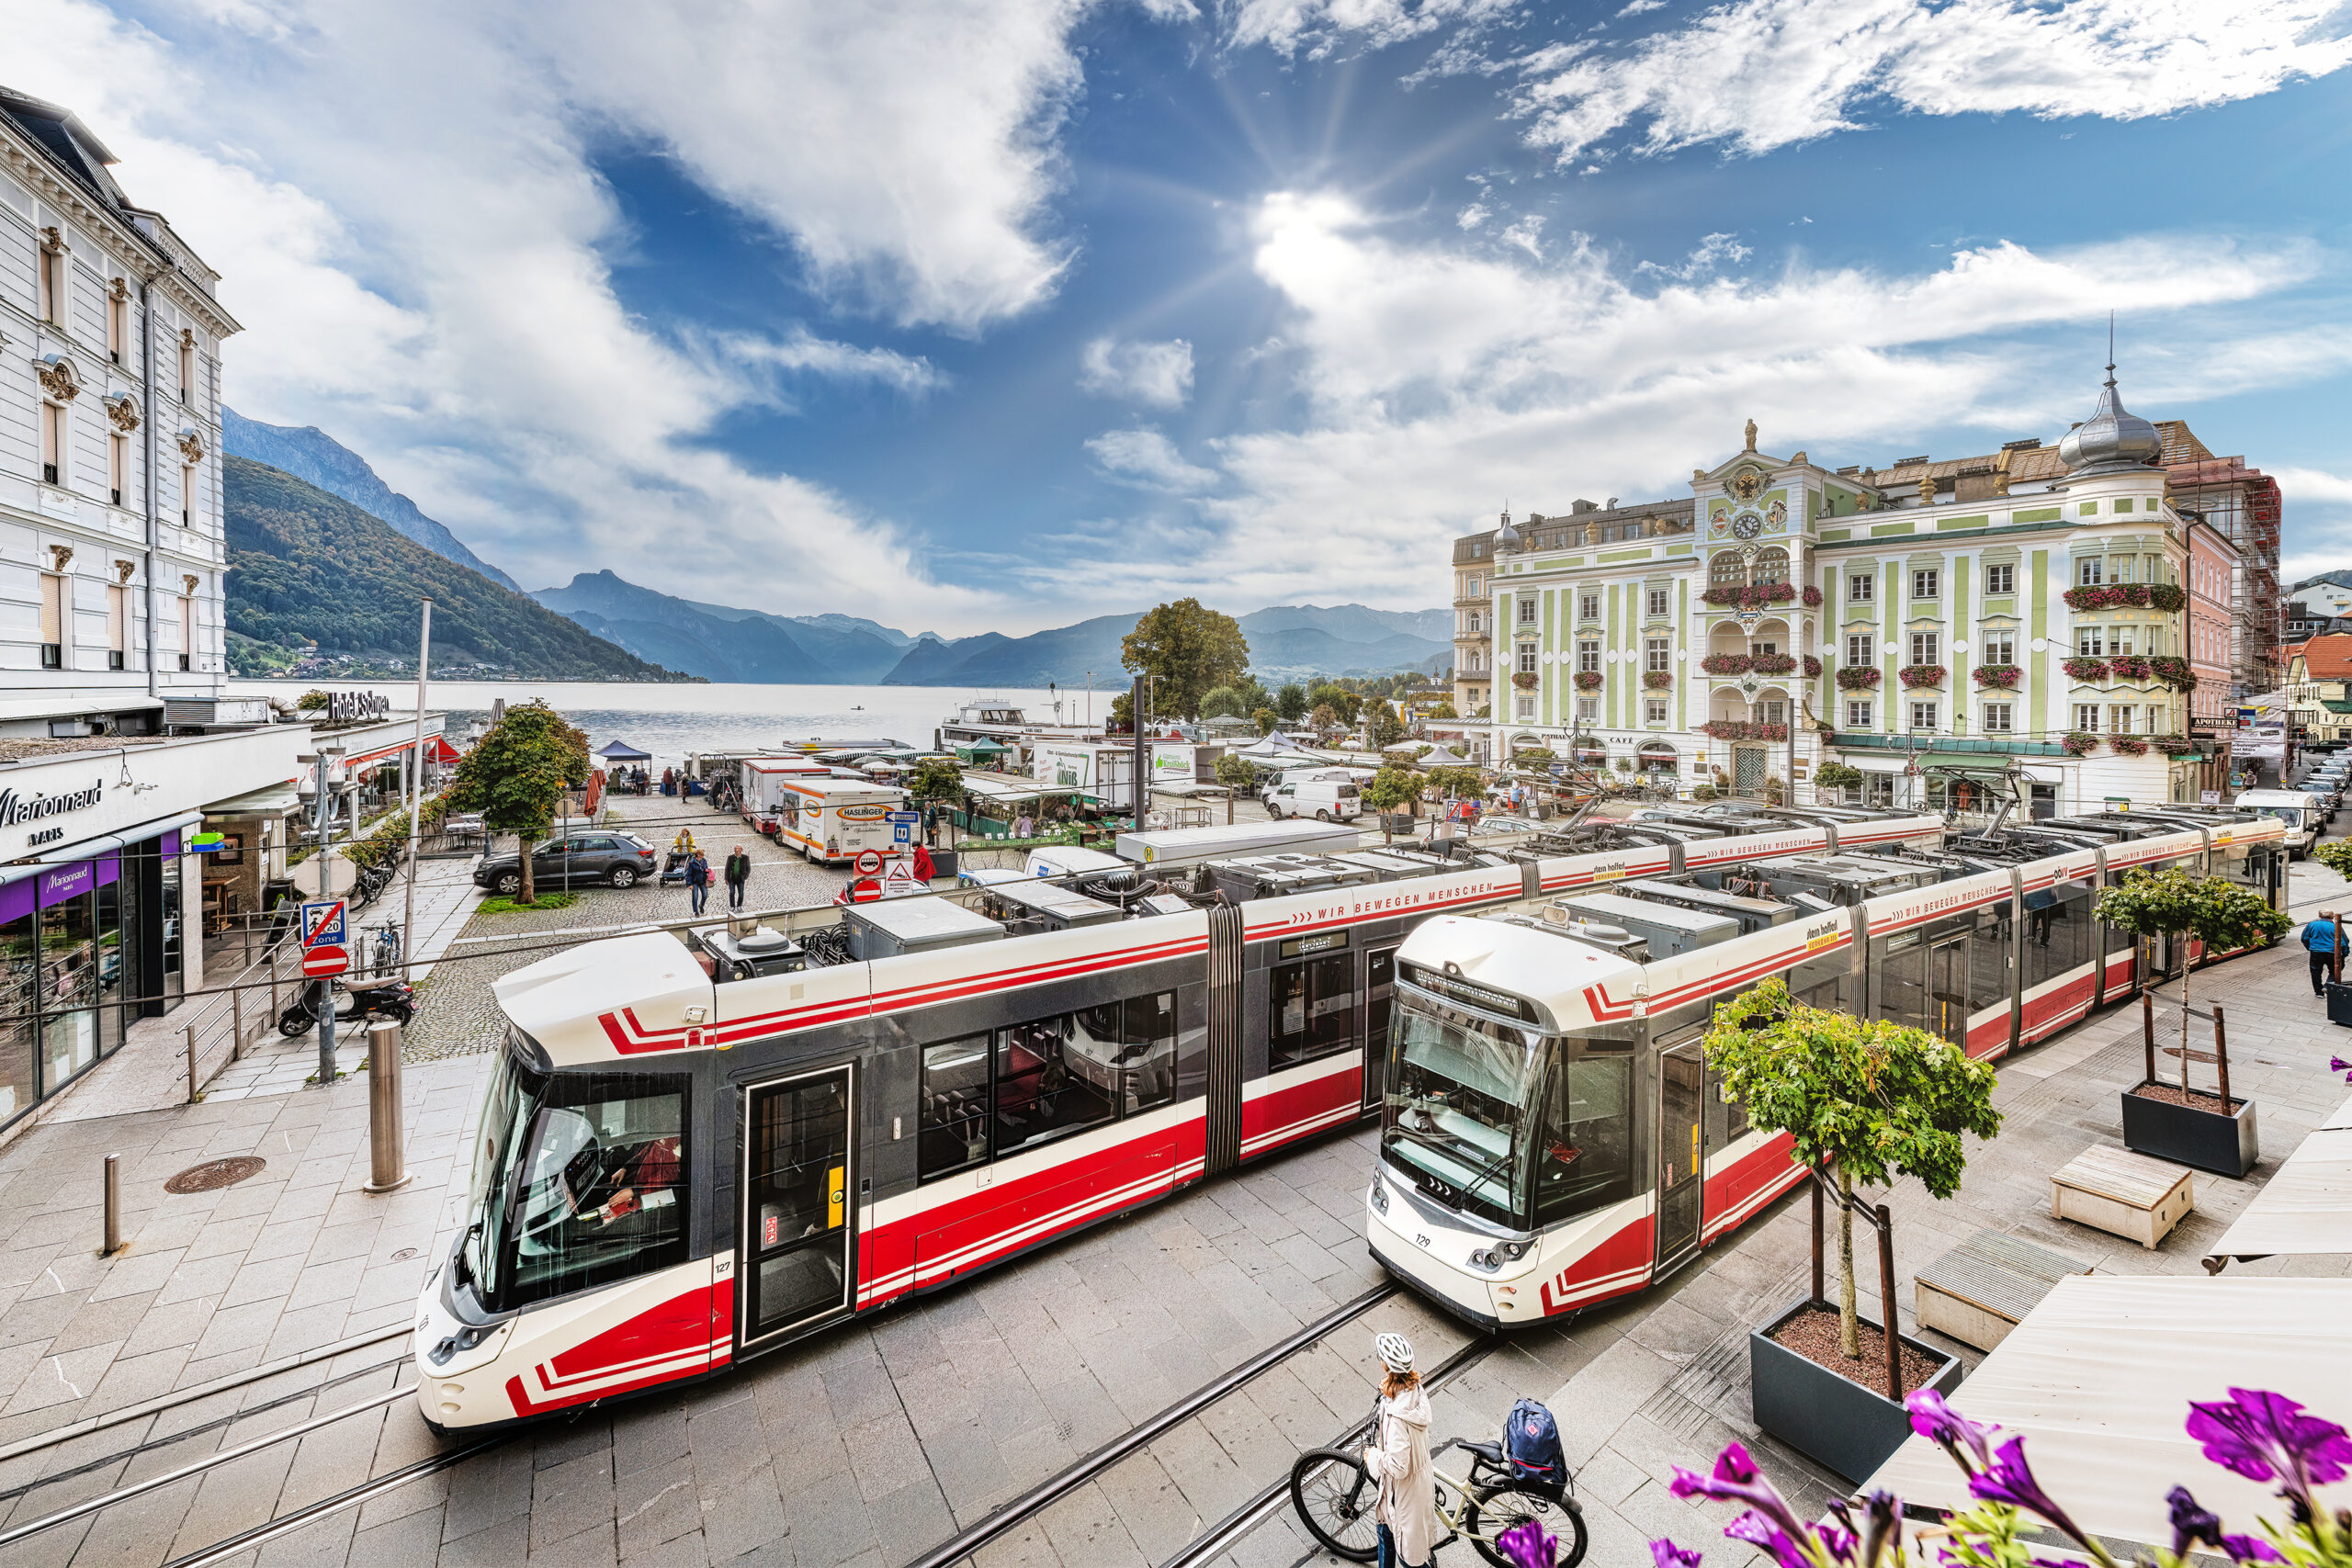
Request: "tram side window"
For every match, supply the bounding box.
[1969,905,2013,1021]
[1532,1049,1635,1226]
[2025,881,2095,988]
[1269,953,1355,1068]
[495,1070,689,1310]
[919,1034,992,1179]
[996,1016,1117,1156]
[1785,952,1848,1013]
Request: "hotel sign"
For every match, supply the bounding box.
[326,692,392,723]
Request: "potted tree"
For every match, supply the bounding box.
[2093,865,2288,1177]
[1360,763,1421,843]
[1705,979,2001,1483]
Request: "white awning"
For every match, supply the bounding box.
[1862,1275,2352,1552]
[2205,1091,2352,1264]
[204,785,302,816]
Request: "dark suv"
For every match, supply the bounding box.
[474,832,658,894]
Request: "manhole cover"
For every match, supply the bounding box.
[390,1247,419,1263]
[164,1156,266,1195]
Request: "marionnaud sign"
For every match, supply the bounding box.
[0,778,103,849]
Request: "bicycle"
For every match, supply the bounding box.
[1290,1413,1587,1568]
[369,922,403,978]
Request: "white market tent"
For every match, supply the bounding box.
[1419,745,1473,767]
[2204,1089,2352,1268]
[1862,1274,2352,1552]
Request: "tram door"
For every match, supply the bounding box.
[741,1066,855,1348]
[1655,1043,1705,1276]
[1362,945,1399,1113]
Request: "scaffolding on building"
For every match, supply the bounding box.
[2158,421,2283,698]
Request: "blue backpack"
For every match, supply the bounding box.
[1505,1397,1566,1488]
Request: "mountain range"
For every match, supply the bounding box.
[224,457,690,681]
[220,412,1452,684]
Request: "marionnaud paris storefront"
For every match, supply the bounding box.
[0,726,306,1128]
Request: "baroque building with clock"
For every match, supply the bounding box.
[1447,371,2276,814]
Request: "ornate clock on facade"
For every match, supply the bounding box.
[1731,510,1764,540]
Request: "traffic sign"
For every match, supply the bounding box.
[854,850,884,876]
[302,943,350,978]
[300,898,347,951]
[887,809,920,846]
[882,857,923,894]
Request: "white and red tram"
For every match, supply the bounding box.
[1364,815,2287,1329]
[413,811,1949,1428]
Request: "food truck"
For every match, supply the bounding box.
[775,777,912,864]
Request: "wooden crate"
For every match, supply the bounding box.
[2051,1145,2194,1249]
[1915,1229,2092,1350]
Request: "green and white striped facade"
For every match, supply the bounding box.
[1453,423,2227,809]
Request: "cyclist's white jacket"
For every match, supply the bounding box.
[1364,1385,1436,1565]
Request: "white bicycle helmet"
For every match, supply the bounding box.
[1375,1332,1416,1375]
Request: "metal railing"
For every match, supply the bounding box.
[175,936,305,1102]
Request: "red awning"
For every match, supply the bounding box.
[426,735,462,764]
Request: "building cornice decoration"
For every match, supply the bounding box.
[37,355,81,402]
[114,558,135,583]
[0,141,243,342]
[39,224,66,256]
[49,546,74,573]
[182,574,199,594]
[104,392,140,433]
[108,275,130,303]
[176,428,206,465]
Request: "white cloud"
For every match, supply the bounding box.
[5,0,1098,632]
[1636,231,1752,281]
[1080,336,1197,407]
[1456,201,1491,231]
[1086,427,1222,491]
[1510,0,2352,164]
[1227,0,1521,58]
[1498,213,1545,259]
[1077,189,2334,614]
[1616,0,1665,14]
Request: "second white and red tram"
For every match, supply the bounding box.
[1364,816,2288,1329]
[414,811,1947,1428]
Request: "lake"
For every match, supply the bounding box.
[225,680,1084,761]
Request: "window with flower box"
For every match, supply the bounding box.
[2076,626,2104,658]
[2077,558,2102,586]
[1517,646,1537,675]
[1846,632,1873,666]
[1909,632,1939,665]
[1577,639,1600,673]
[1645,637,1670,672]
[2109,705,2136,735]
[1980,631,2014,666]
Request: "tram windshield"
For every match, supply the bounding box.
[1381,998,1636,1229]
[458,1043,692,1314]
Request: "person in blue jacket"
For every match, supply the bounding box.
[2303,910,2339,997]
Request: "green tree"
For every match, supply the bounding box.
[1704,978,2002,1364]
[907,757,964,807]
[1307,682,1361,725]
[1309,702,1340,733]
[1121,599,1251,720]
[444,700,591,904]
[1367,702,1408,750]
[1359,764,1420,843]
[1213,752,1261,795]
[1275,683,1308,721]
[298,689,330,711]
[1250,707,1279,735]
[2093,865,2292,1092]
[1108,690,1135,732]
[1199,685,1246,720]
[1425,765,1485,801]
[1425,701,1457,720]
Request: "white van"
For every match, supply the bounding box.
[2233,788,2323,858]
[1267,777,1362,822]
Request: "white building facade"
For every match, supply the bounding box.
[0,85,237,739]
[1454,378,2244,816]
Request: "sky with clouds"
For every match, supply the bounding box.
[12,0,2351,632]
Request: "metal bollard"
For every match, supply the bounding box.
[231,986,243,1063]
[363,1019,411,1193]
[185,1024,198,1105]
[102,1154,121,1256]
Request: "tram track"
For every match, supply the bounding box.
[902,1280,1408,1568]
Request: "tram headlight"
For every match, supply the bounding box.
[1466,1239,1532,1272]
[1368,1179,1389,1216]
[427,1321,503,1368]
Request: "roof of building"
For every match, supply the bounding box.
[1456,494,1693,547]
[2299,636,2352,680]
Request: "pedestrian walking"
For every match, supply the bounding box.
[2303,909,2340,997]
[725,845,752,911]
[687,850,712,917]
[1362,1334,1435,1568]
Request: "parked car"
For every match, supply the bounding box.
[474,831,659,894]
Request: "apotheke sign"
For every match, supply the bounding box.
[325,692,391,723]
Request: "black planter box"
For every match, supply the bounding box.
[2120,1082,2258,1179]
[929,847,958,880]
[1749,1299,1963,1484]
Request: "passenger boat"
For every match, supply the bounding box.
[413,808,1944,1429]
[1364,813,2288,1329]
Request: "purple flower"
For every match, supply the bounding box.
[2221,1536,2284,1563]
[1907,1390,2000,1472]
[1967,1438,2098,1552]
[2186,1389,2352,1503]
[2168,1485,2223,1555]
[1498,1520,1556,1568]
[1669,1443,1810,1548]
[1648,1540,1702,1568]
[1724,1510,1810,1568]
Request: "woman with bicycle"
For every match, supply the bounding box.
[1365,1334,1437,1568]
